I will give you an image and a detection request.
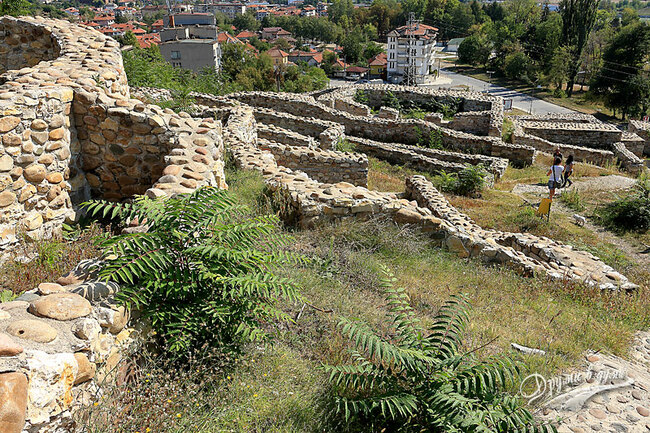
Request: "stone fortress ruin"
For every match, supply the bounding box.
[0,16,645,432]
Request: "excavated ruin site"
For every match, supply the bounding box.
[0,16,649,433]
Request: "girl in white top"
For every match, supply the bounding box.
[546,157,564,199]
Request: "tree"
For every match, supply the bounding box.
[621,7,639,27]
[0,0,32,16]
[84,188,303,356]
[457,34,492,66]
[590,23,650,119]
[324,267,553,433]
[546,45,573,90]
[233,10,260,31]
[504,49,531,81]
[559,0,599,96]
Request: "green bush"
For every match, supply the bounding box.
[596,178,650,233]
[83,187,304,355]
[324,267,552,433]
[335,138,356,153]
[353,89,369,105]
[552,88,567,98]
[433,165,488,197]
[382,90,401,111]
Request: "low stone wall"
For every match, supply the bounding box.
[0,259,132,432]
[222,105,636,292]
[346,135,507,181]
[250,107,344,149]
[405,175,638,291]
[333,98,370,117]
[226,92,533,166]
[448,111,493,136]
[513,131,615,166]
[258,123,316,148]
[318,84,503,137]
[629,120,650,156]
[511,114,647,173]
[621,131,645,157]
[520,121,622,149]
[376,106,399,119]
[613,142,643,176]
[258,139,368,187]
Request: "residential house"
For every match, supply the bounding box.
[266,48,289,67]
[136,33,161,48]
[386,22,437,84]
[261,27,291,40]
[444,37,464,53]
[159,25,221,72]
[151,19,164,32]
[235,30,258,40]
[345,66,369,79]
[368,52,387,79]
[287,50,323,67]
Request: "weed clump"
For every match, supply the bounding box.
[433,164,488,197]
[596,177,650,233]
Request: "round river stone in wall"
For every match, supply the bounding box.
[28,293,91,321]
[0,333,23,357]
[6,320,57,343]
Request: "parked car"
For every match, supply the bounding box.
[345,74,360,81]
[355,78,369,84]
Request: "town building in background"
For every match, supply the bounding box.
[386,22,438,84]
[159,25,221,72]
[194,2,246,19]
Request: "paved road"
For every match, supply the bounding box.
[425,68,574,115]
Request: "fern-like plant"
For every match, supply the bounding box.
[323,266,554,432]
[83,187,304,355]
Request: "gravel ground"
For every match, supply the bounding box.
[512,175,636,196]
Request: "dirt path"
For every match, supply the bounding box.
[511,175,649,267]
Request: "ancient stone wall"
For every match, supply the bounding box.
[333,97,371,116]
[222,105,636,293]
[225,92,534,166]
[1,259,132,433]
[0,18,60,74]
[513,131,615,166]
[613,142,643,175]
[345,135,507,181]
[448,111,492,136]
[511,114,645,172]
[319,84,504,137]
[258,139,368,187]
[405,175,637,292]
[520,121,622,148]
[0,17,226,256]
[629,120,650,155]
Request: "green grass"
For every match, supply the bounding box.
[74,164,650,432]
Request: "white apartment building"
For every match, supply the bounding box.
[194,2,246,19]
[386,23,438,84]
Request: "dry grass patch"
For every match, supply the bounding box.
[0,224,104,295]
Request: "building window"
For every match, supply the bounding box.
[171,50,181,59]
